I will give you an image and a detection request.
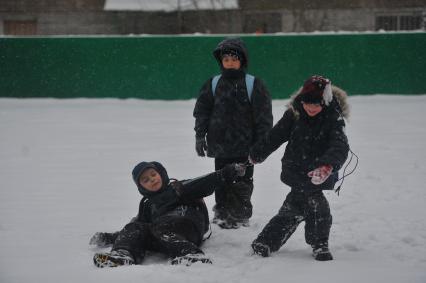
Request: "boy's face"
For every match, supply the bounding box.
[221,55,241,70]
[139,168,163,192]
[302,102,323,117]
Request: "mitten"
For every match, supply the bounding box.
[195,136,208,157]
[220,163,247,183]
[308,165,333,185]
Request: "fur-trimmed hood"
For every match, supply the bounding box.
[288,85,350,120]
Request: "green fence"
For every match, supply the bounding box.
[1,32,425,99]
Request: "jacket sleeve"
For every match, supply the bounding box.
[193,79,214,138]
[251,78,273,143]
[250,109,294,163]
[175,171,224,200]
[316,114,349,170]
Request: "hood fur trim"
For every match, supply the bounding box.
[288,85,350,119]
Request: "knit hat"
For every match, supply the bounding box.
[220,48,241,61]
[299,75,333,106]
[213,37,248,70]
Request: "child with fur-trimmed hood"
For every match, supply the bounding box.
[250,75,350,261]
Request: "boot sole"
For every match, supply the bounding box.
[93,253,133,268]
[314,253,334,261]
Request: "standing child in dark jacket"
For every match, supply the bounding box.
[193,37,273,229]
[250,75,350,261]
[91,161,246,267]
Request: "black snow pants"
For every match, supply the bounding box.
[112,218,204,263]
[214,157,254,221]
[253,189,332,252]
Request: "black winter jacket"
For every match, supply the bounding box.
[193,38,273,158]
[131,162,225,238]
[193,69,273,158]
[251,87,350,191]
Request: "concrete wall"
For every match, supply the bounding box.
[0,0,425,35]
[240,0,426,10]
[279,7,425,32]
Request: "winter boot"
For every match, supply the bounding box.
[89,232,118,247]
[237,218,250,227]
[93,249,135,268]
[219,221,238,229]
[218,215,249,229]
[312,244,333,261]
[252,241,271,257]
[212,205,228,224]
[230,214,250,228]
[213,205,235,229]
[170,253,212,266]
[217,217,238,229]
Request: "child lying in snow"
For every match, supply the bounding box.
[90,160,246,267]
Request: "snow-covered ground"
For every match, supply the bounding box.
[1,95,425,283]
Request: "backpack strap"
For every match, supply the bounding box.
[211,75,221,96]
[245,74,255,102]
[211,74,255,102]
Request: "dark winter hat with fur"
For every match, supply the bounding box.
[213,37,248,70]
[132,161,170,196]
[299,75,333,106]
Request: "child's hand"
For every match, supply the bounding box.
[248,155,257,164]
[234,163,247,177]
[249,154,265,164]
[308,165,333,185]
[220,163,247,183]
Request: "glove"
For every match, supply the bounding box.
[308,165,333,185]
[248,150,266,164]
[249,155,263,164]
[220,163,247,183]
[195,136,208,157]
[234,163,248,177]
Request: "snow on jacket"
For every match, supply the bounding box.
[193,38,273,158]
[251,86,350,191]
[131,161,225,237]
